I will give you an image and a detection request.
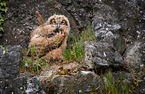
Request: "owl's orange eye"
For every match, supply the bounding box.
[52,20,56,24]
[50,19,56,24]
[61,21,65,24]
[61,20,67,25]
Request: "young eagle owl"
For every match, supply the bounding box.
[28,14,70,60]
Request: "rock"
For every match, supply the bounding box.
[0,75,27,94]
[25,76,46,94]
[0,73,46,94]
[59,0,96,30]
[0,45,26,94]
[40,71,102,94]
[124,40,145,71]
[84,41,125,70]
[92,1,145,54]
[0,45,22,79]
[71,71,102,94]
[134,76,145,94]
[94,23,121,46]
[0,45,46,94]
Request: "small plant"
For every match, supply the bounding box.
[21,45,48,75]
[63,22,96,61]
[63,36,85,61]
[0,0,8,36]
[0,45,8,51]
[100,71,132,94]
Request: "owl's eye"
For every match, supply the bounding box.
[50,19,56,24]
[61,20,67,25]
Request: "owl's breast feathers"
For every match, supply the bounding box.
[31,27,66,57]
[38,28,60,38]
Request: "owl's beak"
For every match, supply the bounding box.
[57,23,60,29]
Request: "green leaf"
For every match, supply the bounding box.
[0,7,8,12]
[0,1,7,6]
[0,17,4,22]
[0,27,4,31]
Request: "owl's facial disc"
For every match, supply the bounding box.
[47,14,70,32]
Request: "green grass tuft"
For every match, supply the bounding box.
[21,45,48,75]
[63,23,96,61]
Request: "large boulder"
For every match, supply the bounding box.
[92,1,145,54]
[40,71,102,94]
[124,40,145,71]
[0,45,24,94]
[0,45,45,94]
[0,45,22,79]
[84,41,125,70]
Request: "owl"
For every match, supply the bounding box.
[28,14,70,60]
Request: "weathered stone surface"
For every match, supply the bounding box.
[40,71,102,94]
[124,40,145,71]
[58,0,96,30]
[0,45,25,94]
[25,76,46,94]
[0,45,22,79]
[0,75,27,94]
[71,71,101,94]
[134,77,145,94]
[0,45,45,94]
[84,41,125,70]
[92,1,145,54]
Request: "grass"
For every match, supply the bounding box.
[21,46,48,75]
[102,71,130,94]
[63,22,96,61]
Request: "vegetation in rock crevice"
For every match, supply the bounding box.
[0,0,8,37]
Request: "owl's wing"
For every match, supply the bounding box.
[29,31,66,57]
[29,25,66,57]
[43,31,65,52]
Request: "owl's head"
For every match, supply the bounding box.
[47,14,70,31]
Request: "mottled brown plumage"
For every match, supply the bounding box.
[28,14,70,59]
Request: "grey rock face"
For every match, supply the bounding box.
[25,76,46,94]
[84,41,125,70]
[72,71,101,94]
[0,75,27,94]
[0,45,22,79]
[0,46,45,94]
[41,71,102,94]
[92,1,145,54]
[124,40,145,70]
[134,77,145,94]
[58,0,96,30]
[0,45,25,94]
